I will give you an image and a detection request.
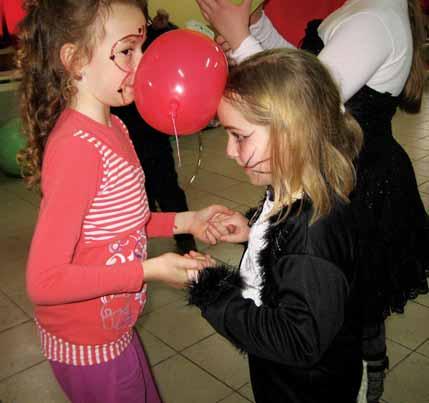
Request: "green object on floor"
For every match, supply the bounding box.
[0,117,25,177]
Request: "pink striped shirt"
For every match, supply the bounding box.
[26,109,175,365]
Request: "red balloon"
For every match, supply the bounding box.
[134,29,228,136]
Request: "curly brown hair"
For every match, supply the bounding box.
[16,0,147,189]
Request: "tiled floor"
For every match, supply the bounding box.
[1,99,429,402]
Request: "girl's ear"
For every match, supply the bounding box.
[60,43,83,79]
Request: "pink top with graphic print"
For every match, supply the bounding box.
[26,109,175,365]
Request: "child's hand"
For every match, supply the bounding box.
[196,0,253,51]
[175,205,235,245]
[184,250,216,283]
[210,211,250,243]
[143,252,211,289]
[216,34,232,54]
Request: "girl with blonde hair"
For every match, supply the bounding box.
[189,48,364,403]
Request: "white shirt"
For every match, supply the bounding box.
[231,0,412,102]
[240,195,273,306]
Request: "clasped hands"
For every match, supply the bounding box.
[144,205,249,288]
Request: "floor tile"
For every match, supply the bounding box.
[182,333,250,389]
[218,392,253,403]
[142,282,186,315]
[221,182,265,207]
[202,156,251,183]
[205,242,245,267]
[173,146,204,167]
[231,204,254,215]
[385,302,429,350]
[0,192,38,233]
[189,169,241,194]
[0,179,41,207]
[0,321,43,381]
[416,340,429,358]
[385,338,413,369]
[200,127,228,151]
[415,292,429,308]
[416,174,429,185]
[135,327,177,367]
[418,179,429,194]
[4,291,33,319]
[152,354,232,403]
[146,237,177,258]
[0,361,68,403]
[400,137,429,151]
[383,353,429,403]
[177,162,203,187]
[186,187,240,211]
[0,257,33,318]
[238,384,255,403]
[402,144,429,161]
[0,225,34,264]
[0,292,28,332]
[420,192,429,211]
[139,300,215,351]
[412,160,429,177]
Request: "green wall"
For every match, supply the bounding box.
[148,0,263,28]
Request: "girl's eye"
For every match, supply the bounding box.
[233,133,245,143]
[121,48,132,56]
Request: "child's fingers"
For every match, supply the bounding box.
[215,35,226,45]
[210,212,234,223]
[204,227,218,245]
[187,269,200,283]
[212,221,231,236]
[215,35,231,53]
[198,253,216,266]
[196,0,215,16]
[206,223,225,241]
[187,250,204,258]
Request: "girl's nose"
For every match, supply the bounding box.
[226,136,239,160]
[134,50,144,72]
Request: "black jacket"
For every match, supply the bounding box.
[189,197,363,403]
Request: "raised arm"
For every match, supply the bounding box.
[233,10,392,102]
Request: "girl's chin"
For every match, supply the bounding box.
[246,170,271,186]
[117,89,135,105]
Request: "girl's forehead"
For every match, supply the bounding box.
[219,98,247,121]
[102,3,146,44]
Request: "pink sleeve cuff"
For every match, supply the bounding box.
[146,212,176,238]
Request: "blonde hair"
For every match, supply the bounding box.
[224,48,363,224]
[17,0,147,189]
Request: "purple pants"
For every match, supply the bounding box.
[50,331,162,403]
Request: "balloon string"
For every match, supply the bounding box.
[171,114,182,167]
[189,133,203,185]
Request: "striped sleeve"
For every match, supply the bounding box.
[26,135,144,306]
